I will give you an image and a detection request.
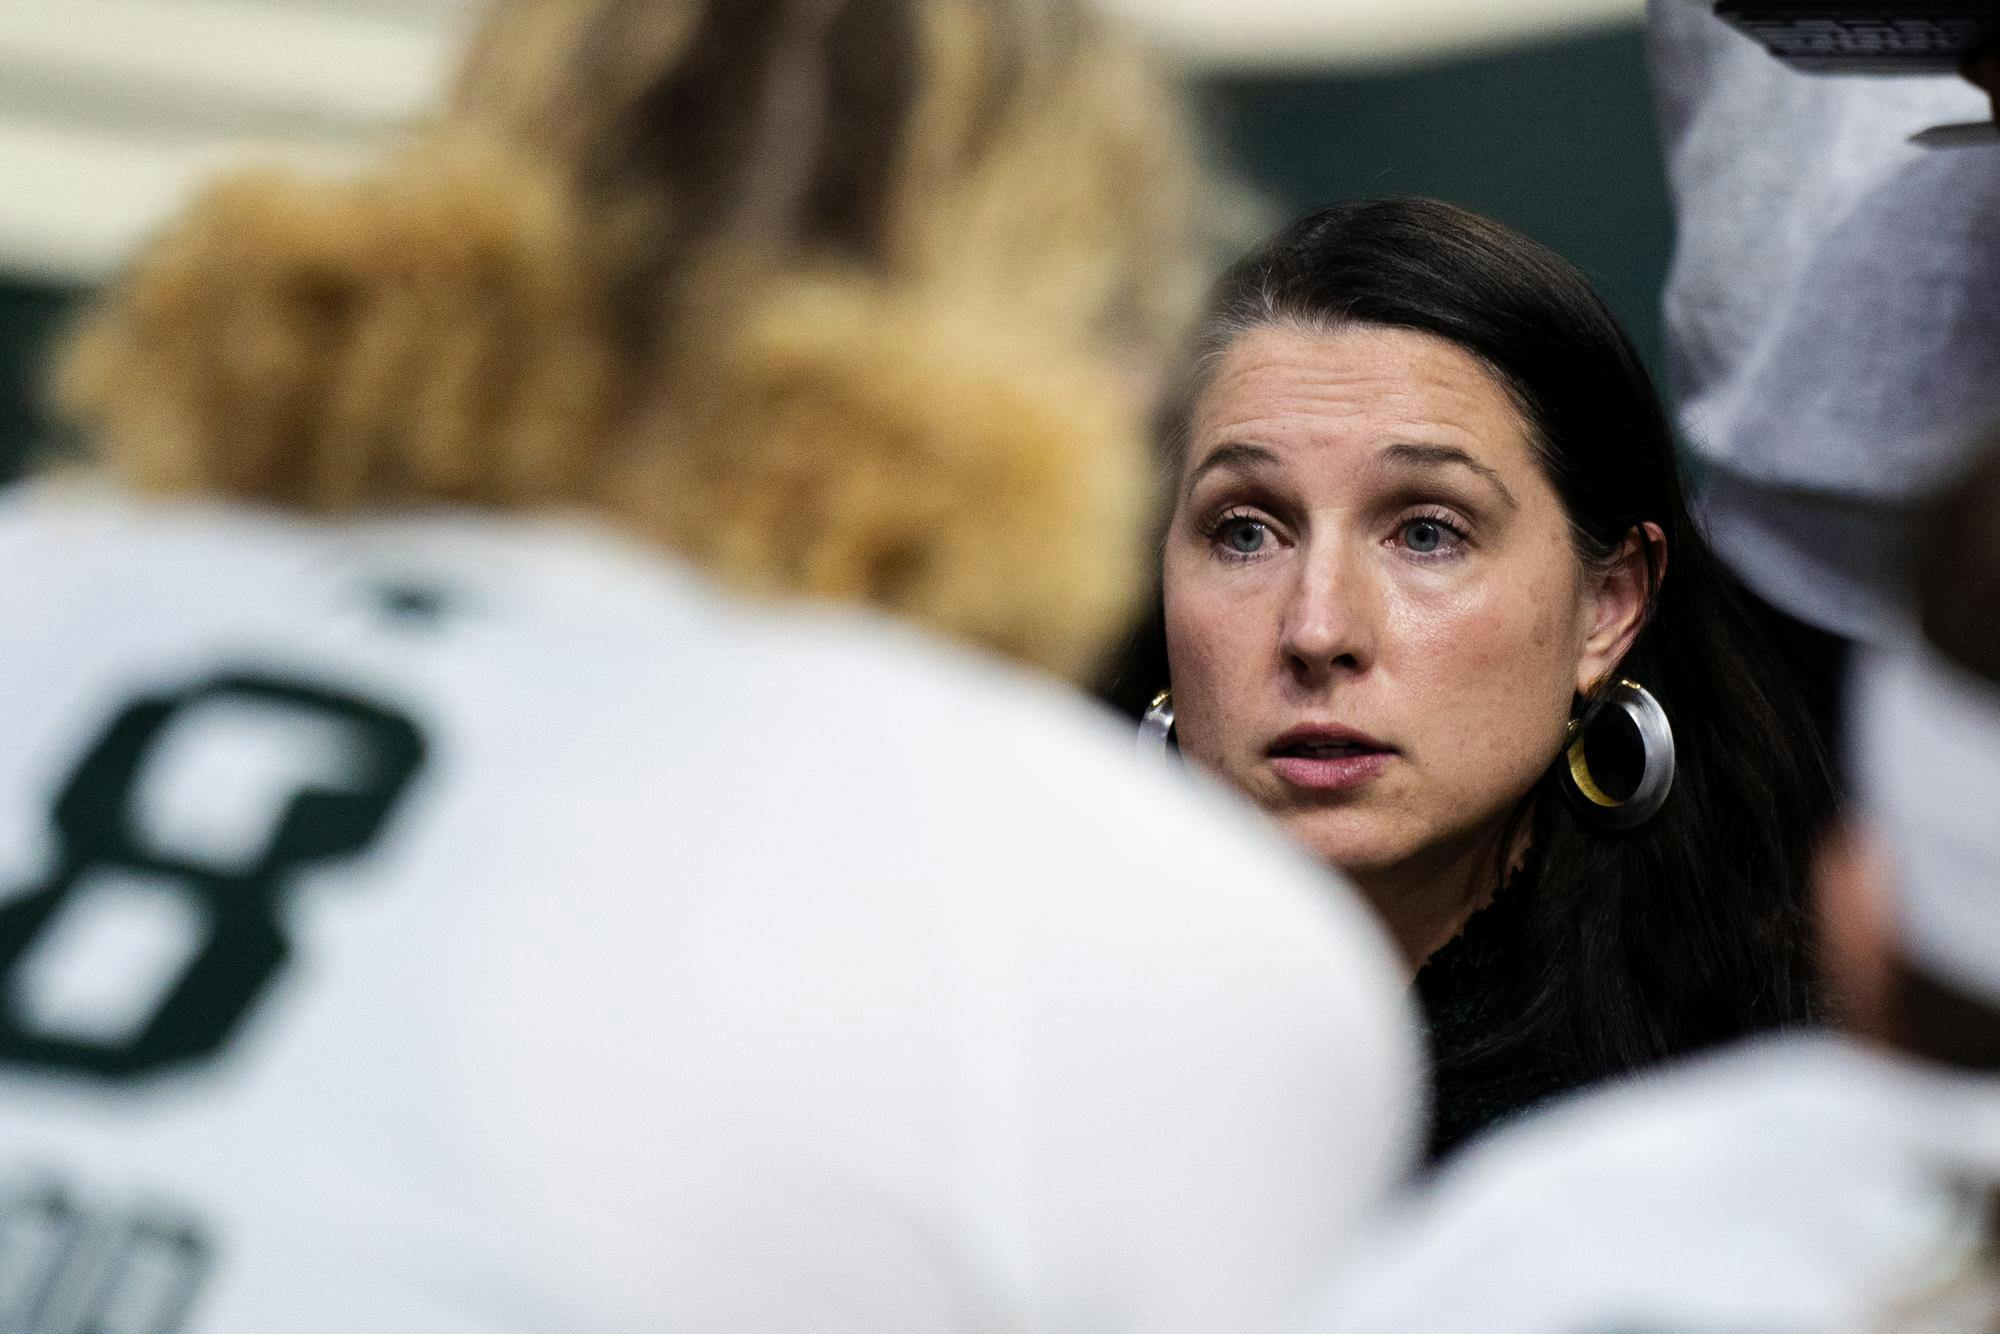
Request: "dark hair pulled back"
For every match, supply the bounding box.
[1143,198,1835,1075]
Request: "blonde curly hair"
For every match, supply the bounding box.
[54,0,1226,681]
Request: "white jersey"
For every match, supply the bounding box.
[0,486,1420,1334]
[1315,1036,2000,1334]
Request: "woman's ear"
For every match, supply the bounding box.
[1574,521,1667,695]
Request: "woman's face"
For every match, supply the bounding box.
[1164,323,1641,884]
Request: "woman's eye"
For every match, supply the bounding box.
[1398,516,1464,556]
[1217,518,1270,556]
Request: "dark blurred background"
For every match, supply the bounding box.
[1209,25,1670,371]
[0,17,1669,485]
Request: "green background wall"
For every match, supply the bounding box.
[0,23,1670,484]
[1206,25,1670,371]
[0,284,77,481]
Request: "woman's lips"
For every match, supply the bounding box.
[1265,726,1395,792]
[1268,750,1392,791]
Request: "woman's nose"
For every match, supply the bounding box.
[1278,552,1374,681]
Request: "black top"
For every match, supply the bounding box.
[1414,869,1596,1163]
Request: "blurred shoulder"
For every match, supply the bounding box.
[1318,1036,2000,1334]
[739,598,1396,944]
[0,480,1401,993]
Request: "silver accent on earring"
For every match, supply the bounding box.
[1561,678,1675,830]
[1138,689,1176,761]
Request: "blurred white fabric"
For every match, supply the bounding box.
[1651,0,2000,644]
[1858,644,2000,1013]
[1315,1036,2000,1334]
[0,484,1422,1333]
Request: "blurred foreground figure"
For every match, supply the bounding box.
[1311,435,2000,1334]
[1649,0,2000,767]
[0,2,1421,1330]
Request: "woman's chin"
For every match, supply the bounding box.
[1272,809,1413,882]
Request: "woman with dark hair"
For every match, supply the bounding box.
[1133,197,1835,1158]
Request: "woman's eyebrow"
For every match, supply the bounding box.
[1184,441,1281,496]
[1378,442,1518,510]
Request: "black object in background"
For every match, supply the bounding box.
[0,284,79,485]
[1716,3,2000,73]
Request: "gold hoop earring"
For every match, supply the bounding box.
[1137,689,1175,761]
[1561,678,1675,829]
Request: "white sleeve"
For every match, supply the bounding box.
[437,647,1421,1334]
[980,764,1424,1334]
